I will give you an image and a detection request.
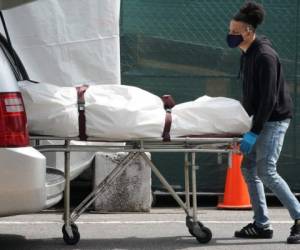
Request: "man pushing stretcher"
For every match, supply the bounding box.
[227,1,300,244]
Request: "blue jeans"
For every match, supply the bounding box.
[242,119,300,228]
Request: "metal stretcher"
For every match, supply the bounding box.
[31,135,241,245]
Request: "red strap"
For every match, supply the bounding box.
[161,95,175,142]
[162,111,172,142]
[76,85,89,140]
[162,95,175,109]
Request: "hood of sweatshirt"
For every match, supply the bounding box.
[244,36,272,55]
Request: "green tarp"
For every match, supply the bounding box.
[120,0,300,193]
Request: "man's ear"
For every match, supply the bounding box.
[244,28,253,39]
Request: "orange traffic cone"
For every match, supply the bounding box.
[217,153,252,209]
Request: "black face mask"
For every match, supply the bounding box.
[226,34,244,48]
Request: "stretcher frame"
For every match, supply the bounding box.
[31,135,241,245]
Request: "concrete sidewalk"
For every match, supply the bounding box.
[0,207,299,250]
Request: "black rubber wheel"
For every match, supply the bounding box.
[189,228,196,237]
[195,226,212,244]
[188,221,203,237]
[62,223,80,245]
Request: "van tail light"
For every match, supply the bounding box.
[0,92,29,147]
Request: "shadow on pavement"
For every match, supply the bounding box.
[0,234,289,250]
[0,234,195,250]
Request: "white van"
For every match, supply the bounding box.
[0,0,65,217]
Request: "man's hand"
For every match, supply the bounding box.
[240,131,258,154]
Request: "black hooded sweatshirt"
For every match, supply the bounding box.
[240,36,293,134]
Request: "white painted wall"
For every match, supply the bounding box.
[1,0,121,86]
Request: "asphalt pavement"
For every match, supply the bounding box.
[0,207,299,250]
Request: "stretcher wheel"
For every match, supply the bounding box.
[195,226,212,244]
[187,220,202,237]
[188,221,212,244]
[62,223,80,245]
[189,228,196,237]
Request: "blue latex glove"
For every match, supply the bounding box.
[240,131,258,154]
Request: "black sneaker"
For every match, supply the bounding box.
[234,222,273,239]
[287,222,300,244]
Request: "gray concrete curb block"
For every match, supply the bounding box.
[93,152,152,212]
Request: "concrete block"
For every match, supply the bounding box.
[93,152,151,212]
